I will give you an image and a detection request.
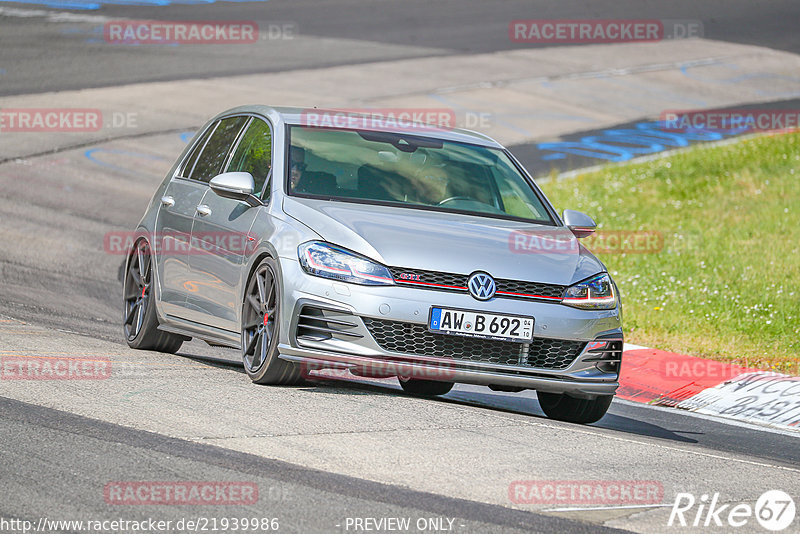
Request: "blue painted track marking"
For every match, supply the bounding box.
[83,133,193,176]
[537,120,752,163]
[84,148,169,176]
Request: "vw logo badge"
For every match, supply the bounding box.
[467,272,496,301]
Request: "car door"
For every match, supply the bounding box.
[153,122,216,318]
[187,116,274,332]
[179,115,254,329]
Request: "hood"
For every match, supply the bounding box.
[283,197,605,286]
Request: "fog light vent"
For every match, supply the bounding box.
[295,305,363,343]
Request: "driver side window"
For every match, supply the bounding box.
[227,118,273,199]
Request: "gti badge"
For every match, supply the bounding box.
[467,272,496,301]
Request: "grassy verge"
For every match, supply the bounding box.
[538,132,800,374]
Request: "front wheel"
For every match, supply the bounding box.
[537,392,613,424]
[398,376,454,396]
[241,257,302,385]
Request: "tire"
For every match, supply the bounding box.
[537,392,613,424]
[123,239,186,353]
[398,376,454,396]
[241,257,302,385]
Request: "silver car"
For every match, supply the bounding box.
[123,105,623,424]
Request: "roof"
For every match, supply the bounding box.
[213,105,504,148]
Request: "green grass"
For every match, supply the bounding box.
[538,132,800,374]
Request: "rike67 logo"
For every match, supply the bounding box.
[668,490,796,531]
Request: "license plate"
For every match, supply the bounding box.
[428,307,534,342]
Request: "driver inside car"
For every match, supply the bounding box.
[289,146,307,192]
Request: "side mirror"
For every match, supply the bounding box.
[209,172,261,207]
[562,209,596,238]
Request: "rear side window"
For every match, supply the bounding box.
[190,116,248,183]
[226,118,273,198]
[179,124,215,178]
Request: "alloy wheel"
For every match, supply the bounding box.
[242,263,278,373]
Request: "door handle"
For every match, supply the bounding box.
[160,195,175,208]
[196,204,212,217]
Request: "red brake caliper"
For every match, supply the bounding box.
[263,313,269,326]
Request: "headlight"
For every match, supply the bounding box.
[298,241,395,286]
[562,273,617,310]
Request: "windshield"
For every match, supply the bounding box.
[286,126,555,224]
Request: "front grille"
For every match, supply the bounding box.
[388,267,467,289]
[363,318,585,370]
[388,266,565,301]
[495,278,565,299]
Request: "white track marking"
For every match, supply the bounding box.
[0,6,111,23]
[544,503,676,512]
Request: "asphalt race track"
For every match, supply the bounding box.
[1,0,799,95]
[1,1,799,533]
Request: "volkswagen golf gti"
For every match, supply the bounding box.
[122,105,623,424]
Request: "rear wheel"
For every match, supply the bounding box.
[242,257,302,385]
[537,392,613,424]
[123,239,185,353]
[398,376,454,396]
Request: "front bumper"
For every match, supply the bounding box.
[277,257,623,398]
